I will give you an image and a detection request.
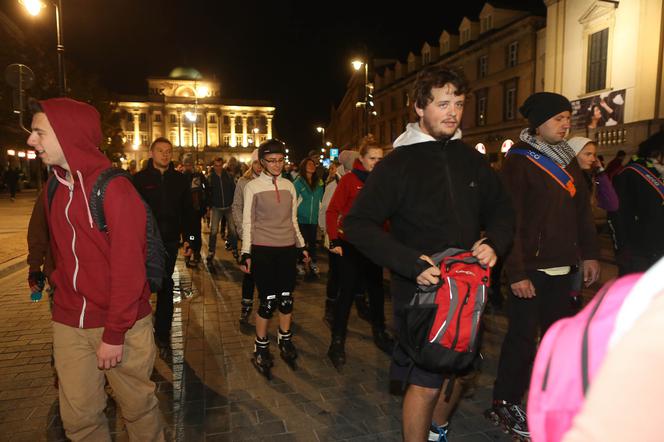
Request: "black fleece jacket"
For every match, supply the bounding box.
[133,159,191,243]
[344,139,515,286]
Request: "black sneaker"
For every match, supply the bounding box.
[327,336,345,371]
[485,400,530,440]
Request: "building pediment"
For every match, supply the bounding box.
[579,0,618,25]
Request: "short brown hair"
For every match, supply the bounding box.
[150,137,172,151]
[412,66,469,110]
[213,157,224,164]
[358,134,382,157]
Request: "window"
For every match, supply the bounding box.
[141,134,148,146]
[170,114,177,124]
[223,116,230,126]
[478,55,488,79]
[223,135,230,146]
[154,113,162,123]
[507,41,519,68]
[481,16,492,33]
[504,78,518,120]
[587,28,609,92]
[461,29,470,44]
[127,113,133,123]
[209,114,217,123]
[476,88,488,126]
[442,40,449,53]
[139,113,146,123]
[423,51,430,65]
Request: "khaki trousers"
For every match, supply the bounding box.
[53,315,164,442]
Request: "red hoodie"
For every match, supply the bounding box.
[42,98,151,345]
[326,159,368,241]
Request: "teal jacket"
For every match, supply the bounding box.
[294,176,324,225]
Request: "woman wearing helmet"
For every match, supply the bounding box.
[240,139,309,377]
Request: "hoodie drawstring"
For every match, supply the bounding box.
[76,170,94,228]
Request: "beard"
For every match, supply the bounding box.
[421,116,458,140]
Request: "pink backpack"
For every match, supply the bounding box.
[527,273,642,442]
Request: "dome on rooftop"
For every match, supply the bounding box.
[168,67,203,80]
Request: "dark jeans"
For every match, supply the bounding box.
[332,240,385,338]
[326,251,339,303]
[8,182,17,198]
[186,214,203,255]
[298,223,318,264]
[493,270,573,403]
[155,241,179,340]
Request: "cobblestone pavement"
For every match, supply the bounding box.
[0,191,617,441]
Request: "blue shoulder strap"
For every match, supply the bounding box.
[624,163,664,201]
[508,148,576,197]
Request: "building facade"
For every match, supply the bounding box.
[544,0,664,157]
[327,2,546,162]
[112,67,276,165]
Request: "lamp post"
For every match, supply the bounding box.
[352,59,369,136]
[316,126,325,147]
[20,0,67,96]
[252,127,259,146]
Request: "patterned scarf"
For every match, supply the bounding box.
[519,128,577,167]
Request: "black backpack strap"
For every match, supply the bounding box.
[89,168,133,232]
[46,174,59,211]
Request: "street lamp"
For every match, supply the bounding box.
[316,126,325,147]
[20,0,67,96]
[352,59,369,136]
[252,127,259,145]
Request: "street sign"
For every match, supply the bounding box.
[330,148,339,159]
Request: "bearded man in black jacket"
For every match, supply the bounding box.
[134,137,191,348]
[344,66,514,442]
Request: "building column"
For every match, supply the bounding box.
[178,111,183,148]
[242,116,248,147]
[230,115,237,147]
[132,111,140,148]
[267,116,273,139]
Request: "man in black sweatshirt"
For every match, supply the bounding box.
[133,137,191,348]
[344,66,514,442]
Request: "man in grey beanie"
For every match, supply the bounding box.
[486,92,601,439]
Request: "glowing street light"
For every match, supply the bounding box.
[352,59,369,136]
[316,126,325,147]
[20,0,67,96]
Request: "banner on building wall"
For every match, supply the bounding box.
[571,89,626,131]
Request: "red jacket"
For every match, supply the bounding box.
[42,98,151,345]
[326,160,368,241]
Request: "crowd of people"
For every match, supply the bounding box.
[23,64,664,442]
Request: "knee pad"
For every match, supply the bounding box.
[278,292,293,314]
[258,294,277,319]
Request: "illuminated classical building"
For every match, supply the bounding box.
[112,67,275,164]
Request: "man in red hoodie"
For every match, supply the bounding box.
[27,98,164,441]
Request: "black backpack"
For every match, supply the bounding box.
[47,168,166,292]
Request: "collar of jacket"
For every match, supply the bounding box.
[146,158,175,174]
[393,122,462,148]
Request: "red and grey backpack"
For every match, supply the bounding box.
[397,248,491,374]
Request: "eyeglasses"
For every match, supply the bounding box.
[263,158,285,164]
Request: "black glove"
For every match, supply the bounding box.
[28,271,45,292]
[298,248,307,261]
[240,253,251,266]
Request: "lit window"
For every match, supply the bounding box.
[475,143,487,154]
[507,41,519,68]
[587,28,609,92]
[478,55,488,79]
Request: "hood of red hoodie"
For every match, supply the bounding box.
[40,98,111,179]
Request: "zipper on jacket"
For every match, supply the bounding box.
[535,232,542,257]
[450,287,470,350]
[63,184,85,327]
[442,141,463,245]
[272,176,281,203]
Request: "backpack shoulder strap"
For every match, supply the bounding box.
[508,148,577,197]
[89,168,133,232]
[46,174,59,211]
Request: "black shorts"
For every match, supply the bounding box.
[251,245,298,301]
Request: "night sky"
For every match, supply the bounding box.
[3,0,544,159]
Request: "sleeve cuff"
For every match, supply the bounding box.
[102,329,126,345]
